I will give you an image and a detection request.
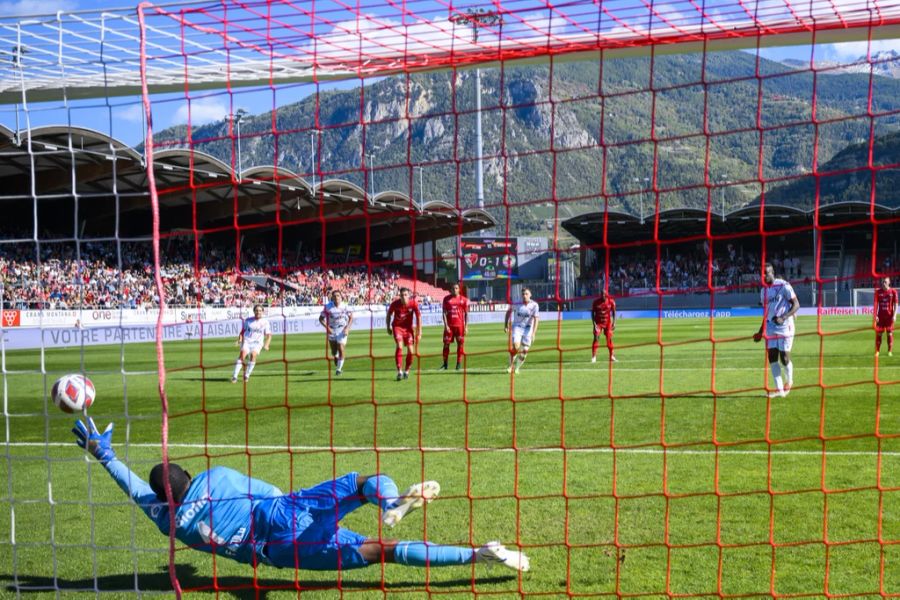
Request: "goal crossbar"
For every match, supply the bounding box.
[3,0,900,103]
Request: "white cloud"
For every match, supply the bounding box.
[117,103,145,124]
[825,39,900,61]
[171,97,228,126]
[0,0,76,17]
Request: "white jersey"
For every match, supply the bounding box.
[321,302,352,337]
[241,316,271,347]
[761,278,797,336]
[511,300,540,329]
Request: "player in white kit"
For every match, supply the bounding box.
[232,305,273,383]
[319,290,354,376]
[504,288,540,374]
[753,263,800,398]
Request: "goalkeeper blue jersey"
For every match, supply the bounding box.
[107,461,283,566]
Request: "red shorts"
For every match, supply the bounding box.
[593,323,613,336]
[393,327,416,346]
[876,317,895,332]
[443,324,465,344]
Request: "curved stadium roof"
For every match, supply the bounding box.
[0,125,494,252]
[563,202,899,246]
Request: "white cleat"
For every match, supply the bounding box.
[476,541,530,572]
[767,390,786,399]
[506,366,513,374]
[382,481,441,528]
[514,366,521,374]
[591,356,597,364]
[610,355,619,363]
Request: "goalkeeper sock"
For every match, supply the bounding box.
[442,344,450,363]
[395,348,403,371]
[337,358,344,371]
[246,361,256,378]
[889,333,894,351]
[783,361,793,386]
[361,474,399,511]
[770,362,783,392]
[394,541,474,567]
[232,359,243,379]
[405,351,414,371]
[876,333,883,352]
[591,340,599,358]
[457,341,465,362]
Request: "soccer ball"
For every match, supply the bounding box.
[51,374,96,413]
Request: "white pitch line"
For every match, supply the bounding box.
[4,442,899,457]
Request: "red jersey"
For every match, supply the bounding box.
[388,299,420,331]
[876,288,899,319]
[443,294,469,327]
[592,297,616,326]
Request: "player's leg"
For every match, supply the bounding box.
[334,339,346,374]
[404,339,415,378]
[232,348,248,382]
[244,349,260,381]
[888,326,895,355]
[455,331,465,370]
[441,328,451,369]
[876,328,883,355]
[357,537,529,571]
[766,345,784,397]
[606,328,617,361]
[591,331,600,363]
[780,348,793,393]
[515,336,531,373]
[393,334,404,379]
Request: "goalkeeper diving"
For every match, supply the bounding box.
[73,418,529,572]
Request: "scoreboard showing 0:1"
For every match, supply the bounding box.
[460,238,519,280]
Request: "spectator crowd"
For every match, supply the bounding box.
[0,238,410,310]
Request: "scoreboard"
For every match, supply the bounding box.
[460,238,519,280]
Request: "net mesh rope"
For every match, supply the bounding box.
[0,0,898,596]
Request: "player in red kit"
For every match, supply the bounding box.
[591,289,618,363]
[440,282,469,371]
[387,288,422,380]
[875,276,898,357]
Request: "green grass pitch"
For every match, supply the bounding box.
[2,315,900,598]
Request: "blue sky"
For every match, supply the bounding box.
[1,0,897,146]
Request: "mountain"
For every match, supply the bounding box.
[152,51,900,235]
[761,130,900,209]
[781,50,900,79]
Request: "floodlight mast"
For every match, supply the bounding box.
[450,9,502,214]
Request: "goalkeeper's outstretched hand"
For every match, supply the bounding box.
[73,418,116,465]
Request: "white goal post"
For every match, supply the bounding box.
[852,288,876,309]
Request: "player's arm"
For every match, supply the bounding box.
[414,304,422,340]
[319,311,331,334]
[611,303,617,331]
[531,310,539,338]
[504,306,512,333]
[773,294,800,325]
[464,301,469,334]
[442,304,450,332]
[263,329,272,351]
[346,310,354,332]
[72,418,167,529]
[754,291,765,342]
[386,305,394,335]
[236,321,245,346]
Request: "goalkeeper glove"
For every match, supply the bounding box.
[73,418,116,465]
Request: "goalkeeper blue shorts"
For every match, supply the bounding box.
[264,471,370,570]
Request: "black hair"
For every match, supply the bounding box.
[149,463,192,504]
[399,287,411,294]
[764,262,775,272]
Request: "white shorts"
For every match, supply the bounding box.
[328,332,348,346]
[512,326,534,348]
[241,342,264,355]
[765,325,794,352]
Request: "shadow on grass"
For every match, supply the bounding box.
[4,564,517,599]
